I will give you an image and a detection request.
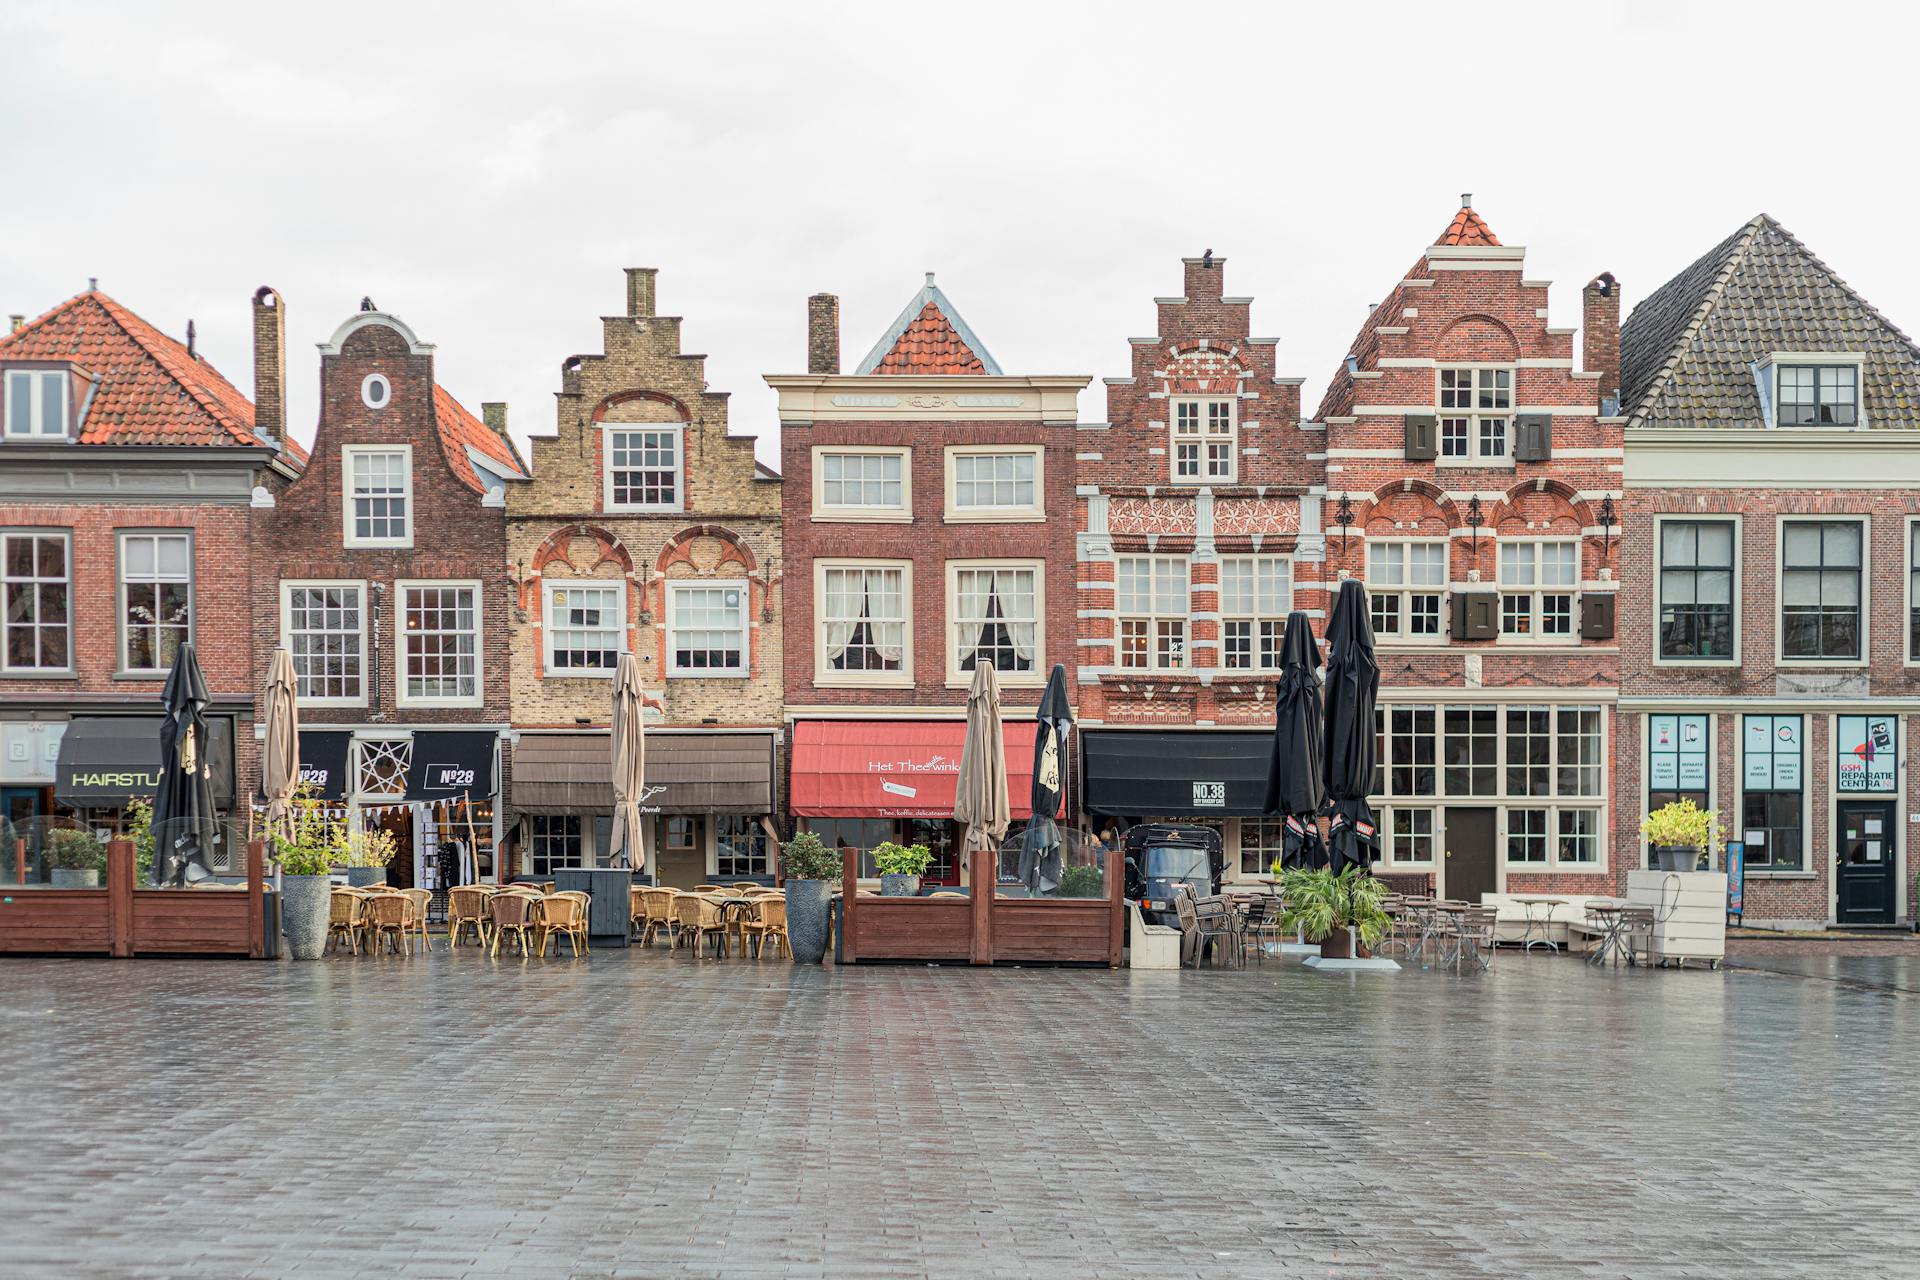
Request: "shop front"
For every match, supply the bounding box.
[44,714,240,871]
[510,729,779,890]
[1079,729,1277,882]
[789,720,1040,885]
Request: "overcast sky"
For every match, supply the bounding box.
[5,1,1915,467]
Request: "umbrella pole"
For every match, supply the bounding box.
[462,791,480,885]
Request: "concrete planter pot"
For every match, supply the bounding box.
[1653,844,1700,872]
[282,874,333,961]
[785,879,834,965]
[50,868,100,889]
[343,867,388,889]
[878,873,921,898]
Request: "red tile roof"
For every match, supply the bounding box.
[0,290,305,460]
[432,383,527,492]
[1436,206,1501,247]
[869,301,989,375]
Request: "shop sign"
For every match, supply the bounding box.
[1836,715,1896,794]
[1742,715,1802,792]
[1192,781,1225,808]
[1648,714,1709,791]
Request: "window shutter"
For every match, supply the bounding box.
[1450,589,1498,640]
[1403,414,1437,461]
[1579,593,1616,640]
[1514,413,1553,462]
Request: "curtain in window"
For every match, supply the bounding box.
[823,572,854,665]
[867,569,904,663]
[956,570,991,663]
[1003,569,1037,664]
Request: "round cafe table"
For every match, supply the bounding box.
[1512,896,1568,953]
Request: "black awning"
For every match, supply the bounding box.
[1082,730,1272,818]
[296,731,352,801]
[55,715,235,810]
[404,731,499,801]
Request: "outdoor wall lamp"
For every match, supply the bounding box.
[1465,495,1485,573]
[1335,494,1355,562]
[1598,496,1617,570]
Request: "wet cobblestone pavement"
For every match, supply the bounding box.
[2,945,1915,1278]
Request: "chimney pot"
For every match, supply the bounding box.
[88,277,97,293]
[481,402,509,436]
[8,314,23,334]
[1461,192,1472,208]
[251,286,287,446]
[807,293,840,375]
[625,268,658,319]
[1583,272,1622,410]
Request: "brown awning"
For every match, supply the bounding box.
[511,731,774,815]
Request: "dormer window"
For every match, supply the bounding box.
[4,368,66,439]
[1777,364,1857,426]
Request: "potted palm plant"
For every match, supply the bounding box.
[272,783,349,961]
[45,827,106,888]
[872,840,932,897]
[1640,799,1722,872]
[1278,865,1390,959]
[780,830,840,965]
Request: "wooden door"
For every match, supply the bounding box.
[1443,807,1497,904]
[656,815,705,889]
[1836,800,1896,925]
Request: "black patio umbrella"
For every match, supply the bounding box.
[1017,663,1073,894]
[1264,610,1327,871]
[1322,579,1381,876]
[151,643,220,886]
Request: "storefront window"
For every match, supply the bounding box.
[809,818,890,874]
[1742,715,1804,871]
[528,815,584,875]
[1507,809,1548,863]
[1387,808,1435,865]
[1836,715,1896,794]
[1443,707,1497,796]
[1557,707,1604,797]
[1648,713,1711,867]
[1240,818,1285,876]
[1557,810,1599,863]
[1387,706,1437,796]
[716,814,770,878]
[1505,707,1552,796]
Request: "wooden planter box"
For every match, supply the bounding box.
[1,839,265,959]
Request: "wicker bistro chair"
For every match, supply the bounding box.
[689,894,731,959]
[537,893,591,958]
[365,892,409,956]
[671,893,703,952]
[629,885,647,942]
[730,882,765,893]
[741,895,790,959]
[1455,906,1500,974]
[694,884,728,894]
[446,885,493,949]
[489,890,539,958]
[638,888,678,948]
[325,888,366,955]
[400,888,434,954]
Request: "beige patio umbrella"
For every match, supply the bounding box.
[609,651,646,874]
[261,647,300,843]
[953,661,1010,885]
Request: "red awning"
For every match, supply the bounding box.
[790,720,1040,820]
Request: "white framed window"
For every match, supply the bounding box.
[667,581,750,677]
[1384,807,1437,866]
[944,446,1043,521]
[716,814,771,878]
[811,446,910,521]
[1657,517,1737,663]
[817,560,911,684]
[4,369,67,439]
[1908,518,1920,665]
[118,531,192,675]
[1171,397,1236,482]
[543,580,624,676]
[1437,367,1511,462]
[1219,555,1292,670]
[1366,540,1446,642]
[947,560,1042,684]
[360,373,391,410]
[527,815,585,875]
[341,445,412,547]
[1779,518,1864,664]
[1,530,71,672]
[1116,555,1189,670]
[1776,364,1858,426]
[1238,818,1287,877]
[1498,541,1578,639]
[281,580,366,705]
[397,580,481,707]
[603,425,683,512]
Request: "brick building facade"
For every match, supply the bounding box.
[1618,215,1920,929]
[1314,202,1624,902]
[1073,255,1319,880]
[506,269,784,888]
[253,301,527,891]
[772,276,1087,883]
[0,288,301,875]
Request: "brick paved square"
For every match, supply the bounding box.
[0,949,1914,1278]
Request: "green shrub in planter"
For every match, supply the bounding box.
[779,831,840,883]
[871,841,932,877]
[45,828,106,872]
[1057,863,1105,899]
[1639,799,1723,871]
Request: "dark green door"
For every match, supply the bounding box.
[1836,800,1896,925]
[1444,807,1498,905]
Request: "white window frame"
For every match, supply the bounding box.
[525,814,587,875]
[602,423,685,514]
[1115,554,1190,671]
[340,444,413,549]
[280,578,368,707]
[1436,366,1514,465]
[541,579,625,678]
[360,373,391,410]
[395,579,484,709]
[1653,514,1741,667]
[1497,540,1580,643]
[1379,804,1438,870]
[1737,713,1810,876]
[1775,515,1868,669]
[1760,352,1866,429]
[943,446,1044,522]
[0,528,73,674]
[1218,554,1293,672]
[809,445,912,521]
[1906,516,1920,668]
[1365,539,1448,645]
[117,530,194,676]
[944,558,1045,687]
[665,580,752,679]
[3,368,68,439]
[1169,397,1237,484]
[814,558,913,687]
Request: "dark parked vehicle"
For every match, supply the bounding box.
[1123,824,1223,927]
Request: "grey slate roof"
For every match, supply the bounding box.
[1621,214,1920,429]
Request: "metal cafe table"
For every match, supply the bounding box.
[551,869,636,948]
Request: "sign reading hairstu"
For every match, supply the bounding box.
[403,731,499,801]
[56,715,235,809]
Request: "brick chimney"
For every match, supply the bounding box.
[481,402,509,438]
[807,293,840,374]
[625,268,657,319]
[251,286,286,445]
[1584,272,1621,414]
[1184,252,1224,302]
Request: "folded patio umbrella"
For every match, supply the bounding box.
[1017,662,1073,895]
[152,643,220,886]
[261,648,300,844]
[609,651,646,873]
[954,661,1010,888]
[1322,579,1380,876]
[1264,610,1327,871]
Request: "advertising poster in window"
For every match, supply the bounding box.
[1649,715,1709,791]
[1743,716,1801,791]
[1836,715,1896,793]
